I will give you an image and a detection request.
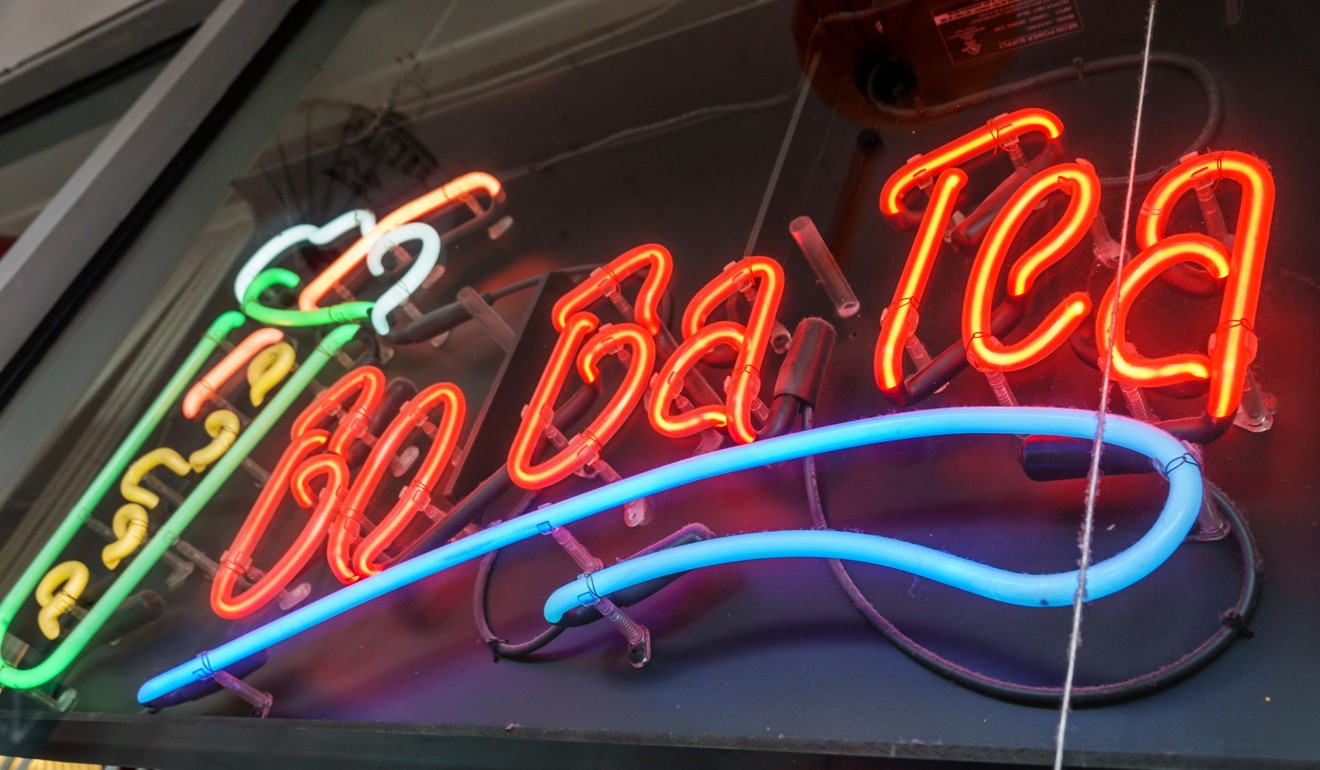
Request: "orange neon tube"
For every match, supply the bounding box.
[182,328,284,418]
[508,314,655,490]
[348,383,466,579]
[299,172,502,311]
[1097,233,1232,388]
[552,244,673,335]
[211,431,347,619]
[874,168,967,396]
[658,257,783,444]
[290,366,386,457]
[963,160,1099,372]
[879,108,1065,225]
[1136,151,1275,419]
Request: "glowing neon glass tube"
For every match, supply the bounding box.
[299,172,502,311]
[1097,233,1233,388]
[139,407,1200,706]
[0,319,360,690]
[652,257,783,444]
[364,221,444,336]
[211,431,347,619]
[551,244,674,335]
[290,366,386,458]
[963,160,1099,371]
[508,314,655,490]
[233,210,376,304]
[348,383,466,579]
[242,269,373,328]
[182,327,284,419]
[879,108,1065,225]
[875,168,967,397]
[1136,151,1275,420]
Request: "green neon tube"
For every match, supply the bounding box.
[0,320,361,690]
[0,312,242,660]
[242,268,372,327]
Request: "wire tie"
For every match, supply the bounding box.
[1221,609,1255,639]
[1160,452,1201,479]
[196,650,216,680]
[579,571,603,607]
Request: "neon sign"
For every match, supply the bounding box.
[872,112,1274,431]
[138,407,1205,705]
[0,106,1277,711]
[651,257,785,445]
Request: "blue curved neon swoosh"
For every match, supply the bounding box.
[137,407,1200,705]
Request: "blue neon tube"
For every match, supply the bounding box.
[138,407,1199,705]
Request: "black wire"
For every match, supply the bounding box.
[471,490,568,661]
[801,405,1261,707]
[383,264,600,345]
[473,541,565,662]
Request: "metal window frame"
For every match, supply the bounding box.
[0,0,370,577]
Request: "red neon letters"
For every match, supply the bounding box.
[1097,233,1233,388]
[508,245,674,490]
[874,112,1273,424]
[508,314,655,489]
[1130,151,1275,419]
[551,244,673,336]
[880,108,1065,227]
[201,107,1276,624]
[341,383,466,580]
[291,366,386,458]
[875,168,966,399]
[650,257,783,444]
[212,430,348,619]
[963,160,1099,371]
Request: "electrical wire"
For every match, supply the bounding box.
[801,405,1260,707]
[498,91,796,184]
[383,264,600,345]
[472,534,566,661]
[866,52,1222,188]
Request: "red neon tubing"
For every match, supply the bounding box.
[649,321,743,436]
[182,328,284,419]
[508,314,655,490]
[211,430,348,619]
[1136,151,1274,419]
[551,244,673,335]
[290,366,386,457]
[874,168,967,396]
[1097,233,1233,389]
[349,383,466,579]
[962,160,1099,372]
[879,108,1065,227]
[657,257,783,444]
[299,172,501,311]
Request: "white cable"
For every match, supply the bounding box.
[1053,3,1158,768]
